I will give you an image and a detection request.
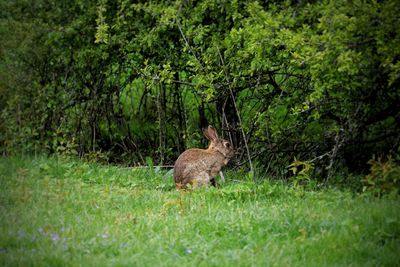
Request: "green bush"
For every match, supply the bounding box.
[363,156,400,197]
[1,0,399,180]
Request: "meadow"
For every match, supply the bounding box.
[0,156,399,266]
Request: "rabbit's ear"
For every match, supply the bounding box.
[204,126,218,142]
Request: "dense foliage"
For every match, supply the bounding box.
[1,0,399,182]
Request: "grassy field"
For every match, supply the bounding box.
[0,156,399,266]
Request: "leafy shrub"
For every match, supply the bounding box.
[1,0,399,179]
[362,156,400,197]
[288,157,314,187]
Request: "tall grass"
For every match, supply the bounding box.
[0,156,399,266]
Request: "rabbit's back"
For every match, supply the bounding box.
[174,148,225,188]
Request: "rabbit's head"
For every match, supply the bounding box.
[204,126,235,161]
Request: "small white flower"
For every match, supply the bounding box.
[101,233,109,239]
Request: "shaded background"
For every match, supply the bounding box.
[1,0,399,184]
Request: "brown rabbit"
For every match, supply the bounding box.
[174,126,234,189]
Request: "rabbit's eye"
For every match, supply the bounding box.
[224,142,230,148]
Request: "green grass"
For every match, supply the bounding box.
[0,156,399,266]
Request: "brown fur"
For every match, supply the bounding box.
[173,126,234,189]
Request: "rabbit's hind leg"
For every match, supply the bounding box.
[193,171,211,188]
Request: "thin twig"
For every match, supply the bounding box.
[176,20,203,68]
[171,79,195,86]
[216,46,255,180]
[308,151,332,163]
[223,112,234,145]
[326,130,345,180]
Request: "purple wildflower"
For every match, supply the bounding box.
[51,233,60,242]
[38,227,45,235]
[17,229,26,238]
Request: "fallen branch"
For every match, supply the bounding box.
[119,165,174,170]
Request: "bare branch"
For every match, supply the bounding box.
[216,46,255,180]
[176,20,203,68]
